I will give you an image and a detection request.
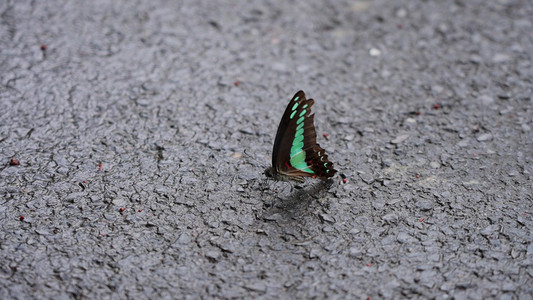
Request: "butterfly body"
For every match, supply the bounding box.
[266,90,337,182]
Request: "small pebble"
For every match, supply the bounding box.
[272,62,288,73]
[493,53,511,63]
[369,48,381,57]
[205,250,221,261]
[429,161,440,169]
[391,134,409,144]
[395,8,407,18]
[397,232,411,243]
[457,139,470,147]
[476,133,493,142]
[382,213,398,224]
[416,200,434,211]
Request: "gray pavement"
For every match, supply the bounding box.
[1,0,532,299]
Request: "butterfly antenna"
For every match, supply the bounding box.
[231,174,237,186]
[240,149,272,200]
[243,149,267,169]
[285,181,293,195]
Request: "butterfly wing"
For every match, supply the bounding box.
[271,90,337,180]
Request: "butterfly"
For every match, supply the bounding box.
[265,90,337,182]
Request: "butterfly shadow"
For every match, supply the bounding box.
[261,179,335,221]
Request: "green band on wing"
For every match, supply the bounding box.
[290,110,297,119]
[290,125,305,155]
[291,141,304,155]
[286,97,314,174]
[292,139,303,152]
[295,128,304,139]
[290,151,314,173]
[291,103,299,111]
[290,148,302,158]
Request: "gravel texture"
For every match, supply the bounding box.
[1,0,532,299]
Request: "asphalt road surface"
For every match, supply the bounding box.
[1,0,532,299]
